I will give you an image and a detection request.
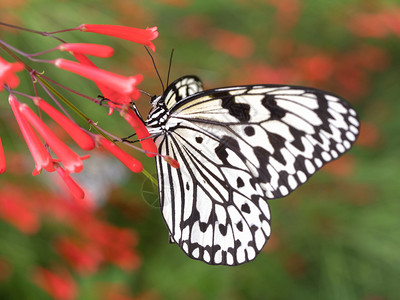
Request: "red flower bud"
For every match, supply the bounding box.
[55,164,85,200]
[19,104,84,174]
[58,43,114,58]
[0,137,6,174]
[121,109,157,157]
[78,24,158,51]
[98,136,143,173]
[72,53,131,110]
[54,59,143,99]
[9,95,55,175]
[34,98,95,151]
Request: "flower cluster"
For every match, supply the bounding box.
[0,23,167,200]
[0,183,140,299]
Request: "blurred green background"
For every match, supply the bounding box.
[1,0,400,299]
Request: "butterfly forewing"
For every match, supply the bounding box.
[146,76,359,266]
[163,75,204,110]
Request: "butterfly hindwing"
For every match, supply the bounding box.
[146,76,359,265]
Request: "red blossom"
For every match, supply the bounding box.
[34,98,95,150]
[107,248,141,270]
[32,267,77,300]
[295,55,334,82]
[0,190,40,234]
[19,103,85,174]
[240,62,296,85]
[55,237,103,274]
[356,121,380,148]
[9,95,55,175]
[121,109,157,157]
[54,58,143,99]
[98,136,143,173]
[72,53,131,114]
[0,56,24,92]
[264,0,302,31]
[210,29,254,58]
[348,9,400,38]
[0,137,6,174]
[55,164,85,200]
[58,43,114,57]
[80,221,140,270]
[322,155,356,177]
[78,24,158,51]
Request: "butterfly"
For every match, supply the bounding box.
[144,75,359,266]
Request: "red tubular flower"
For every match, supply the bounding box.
[78,24,158,51]
[121,109,157,157]
[120,108,141,129]
[19,104,84,174]
[0,57,24,92]
[57,43,114,57]
[9,95,55,175]
[73,53,132,112]
[34,98,95,150]
[32,267,77,300]
[55,165,85,200]
[135,123,158,157]
[0,137,6,174]
[98,136,143,173]
[54,59,143,99]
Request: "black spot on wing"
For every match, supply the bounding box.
[236,177,245,188]
[244,126,255,136]
[262,95,286,120]
[236,221,243,232]
[200,222,208,232]
[216,93,251,122]
[215,136,241,166]
[219,224,227,236]
[241,203,251,213]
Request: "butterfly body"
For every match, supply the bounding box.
[145,76,359,266]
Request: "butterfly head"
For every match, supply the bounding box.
[150,94,161,107]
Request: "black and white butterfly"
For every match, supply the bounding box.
[145,75,359,266]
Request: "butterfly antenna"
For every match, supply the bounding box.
[144,46,164,92]
[166,48,174,87]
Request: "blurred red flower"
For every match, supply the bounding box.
[356,121,381,148]
[264,0,302,31]
[210,29,254,58]
[294,55,334,83]
[0,186,40,234]
[32,267,77,300]
[55,237,103,274]
[322,155,356,178]
[0,56,24,92]
[348,9,400,38]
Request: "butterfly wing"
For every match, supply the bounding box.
[150,78,359,265]
[163,75,204,110]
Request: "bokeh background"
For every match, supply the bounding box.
[1,0,400,299]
